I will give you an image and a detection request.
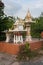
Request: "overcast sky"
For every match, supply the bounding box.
[2,0,43,18]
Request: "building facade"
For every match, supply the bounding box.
[5,10,34,43]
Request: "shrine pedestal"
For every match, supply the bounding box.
[26,35,32,41]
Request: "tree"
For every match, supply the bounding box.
[0,1,4,16]
[0,1,15,41]
[0,1,4,31]
[0,1,5,41]
[3,16,14,30]
[38,12,43,32]
[31,12,43,38]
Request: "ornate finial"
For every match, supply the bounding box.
[25,9,31,20]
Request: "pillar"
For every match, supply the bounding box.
[20,35,23,43]
[26,27,32,41]
[18,36,20,43]
[17,35,23,43]
[16,35,18,43]
[6,33,10,42]
[14,35,23,43]
[14,35,16,43]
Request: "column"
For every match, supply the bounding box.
[14,35,16,43]
[28,27,32,41]
[18,36,20,43]
[17,36,19,43]
[17,35,23,43]
[26,27,32,41]
[6,33,10,42]
[16,35,18,43]
[20,35,23,43]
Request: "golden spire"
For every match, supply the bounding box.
[25,9,31,20]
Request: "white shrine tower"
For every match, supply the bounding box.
[25,10,33,41]
[4,10,34,43]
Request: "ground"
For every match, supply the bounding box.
[0,52,43,65]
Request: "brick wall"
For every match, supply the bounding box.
[0,41,43,55]
[30,41,42,51]
[0,42,20,55]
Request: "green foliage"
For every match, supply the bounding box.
[17,42,38,61]
[31,12,43,38]
[17,42,31,60]
[0,1,5,41]
[0,32,6,41]
[31,23,41,38]
[38,15,43,32]
[0,1,15,41]
[0,16,14,41]
[0,1,4,16]
[2,16,14,30]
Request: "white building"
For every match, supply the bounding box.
[4,10,34,43]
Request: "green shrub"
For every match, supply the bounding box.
[17,42,38,61]
[17,42,31,60]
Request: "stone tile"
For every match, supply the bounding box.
[39,50,43,54]
[0,52,43,65]
[0,60,12,65]
[11,62,19,65]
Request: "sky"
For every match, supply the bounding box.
[2,0,43,18]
